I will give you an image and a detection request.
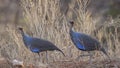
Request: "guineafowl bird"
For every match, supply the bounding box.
[18,27,65,62]
[68,21,110,62]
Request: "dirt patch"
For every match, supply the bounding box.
[49,59,120,68]
[0,58,120,68]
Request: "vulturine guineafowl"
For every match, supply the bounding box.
[68,21,110,62]
[18,27,65,62]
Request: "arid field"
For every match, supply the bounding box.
[0,0,120,68]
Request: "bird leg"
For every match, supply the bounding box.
[38,53,42,62]
[46,51,49,63]
[75,52,90,61]
[76,54,90,61]
[88,51,94,64]
[38,52,44,63]
[75,51,94,63]
[38,53,40,58]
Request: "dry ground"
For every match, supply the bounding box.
[0,0,120,68]
[49,59,120,68]
[0,57,120,68]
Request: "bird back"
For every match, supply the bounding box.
[26,37,65,56]
[70,31,101,51]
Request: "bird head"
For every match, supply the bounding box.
[18,27,24,34]
[69,21,74,26]
[69,21,74,28]
[18,27,23,31]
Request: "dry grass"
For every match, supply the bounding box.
[0,0,120,68]
[0,57,120,68]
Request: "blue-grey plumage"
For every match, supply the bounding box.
[69,21,110,61]
[70,30,101,51]
[18,27,65,56]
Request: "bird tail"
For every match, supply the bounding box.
[100,47,111,61]
[57,49,65,56]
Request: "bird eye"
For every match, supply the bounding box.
[18,27,23,30]
[69,21,74,25]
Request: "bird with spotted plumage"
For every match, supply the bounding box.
[68,21,110,62]
[18,27,65,63]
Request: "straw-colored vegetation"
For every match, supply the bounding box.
[0,0,120,68]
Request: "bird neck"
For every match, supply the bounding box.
[20,30,29,39]
[21,31,31,47]
[70,24,74,32]
[21,30,25,37]
[69,26,75,36]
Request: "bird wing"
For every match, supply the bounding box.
[30,38,59,51]
[27,37,65,56]
[71,32,86,50]
[29,46,40,53]
[77,32,101,50]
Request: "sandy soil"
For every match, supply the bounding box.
[0,58,120,68]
